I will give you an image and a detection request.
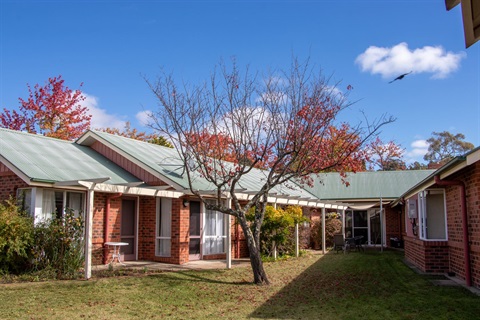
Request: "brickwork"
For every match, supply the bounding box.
[442,162,480,287]
[404,161,480,288]
[0,171,28,201]
[385,206,403,246]
[404,235,449,273]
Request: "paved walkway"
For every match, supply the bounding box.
[93,258,251,272]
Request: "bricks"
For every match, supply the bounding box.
[404,162,480,288]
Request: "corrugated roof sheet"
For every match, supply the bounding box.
[0,128,142,184]
[82,130,320,200]
[305,170,436,200]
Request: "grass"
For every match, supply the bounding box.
[1,250,479,319]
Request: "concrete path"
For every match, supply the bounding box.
[93,258,251,272]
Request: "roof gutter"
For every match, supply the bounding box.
[434,175,471,287]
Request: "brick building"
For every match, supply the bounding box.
[0,128,345,278]
[305,171,434,247]
[399,147,480,288]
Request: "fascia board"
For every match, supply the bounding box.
[93,183,184,198]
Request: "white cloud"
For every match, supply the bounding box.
[83,93,126,130]
[405,139,429,163]
[136,110,153,126]
[355,42,466,79]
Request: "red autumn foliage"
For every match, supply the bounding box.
[0,75,91,140]
[366,137,405,170]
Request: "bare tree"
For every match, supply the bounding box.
[145,59,394,285]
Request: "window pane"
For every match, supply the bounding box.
[426,192,446,239]
[159,198,172,237]
[189,201,201,236]
[354,211,368,228]
[158,239,171,256]
[42,189,56,221]
[67,192,84,218]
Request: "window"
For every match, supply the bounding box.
[41,190,85,221]
[344,210,368,239]
[16,188,32,215]
[16,188,85,222]
[418,189,447,240]
[156,198,172,257]
[204,201,226,255]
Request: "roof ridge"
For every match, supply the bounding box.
[0,127,74,144]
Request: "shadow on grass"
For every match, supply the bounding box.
[146,269,253,286]
[249,250,480,319]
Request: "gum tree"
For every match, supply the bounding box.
[146,59,394,285]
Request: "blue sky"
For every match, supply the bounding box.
[1,0,479,165]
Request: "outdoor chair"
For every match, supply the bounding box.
[354,235,365,252]
[333,234,346,253]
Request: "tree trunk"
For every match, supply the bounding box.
[237,212,270,285]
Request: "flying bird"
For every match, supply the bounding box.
[389,71,412,83]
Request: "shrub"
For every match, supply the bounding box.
[311,213,342,249]
[0,197,34,274]
[32,209,85,279]
[247,205,308,257]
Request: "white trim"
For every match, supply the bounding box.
[418,189,448,241]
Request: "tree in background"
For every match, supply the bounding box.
[366,137,406,171]
[423,131,474,165]
[407,161,428,170]
[98,121,173,148]
[145,58,394,284]
[0,76,91,140]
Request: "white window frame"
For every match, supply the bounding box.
[203,200,227,255]
[16,188,85,223]
[156,197,172,257]
[418,189,448,241]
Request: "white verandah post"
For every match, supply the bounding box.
[226,197,232,269]
[322,207,326,254]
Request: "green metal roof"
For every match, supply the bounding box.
[79,130,320,200]
[305,170,436,201]
[0,128,142,184]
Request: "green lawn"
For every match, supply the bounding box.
[1,250,479,319]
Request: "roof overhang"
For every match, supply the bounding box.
[395,148,480,203]
[446,0,480,47]
[53,178,184,198]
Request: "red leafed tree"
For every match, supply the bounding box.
[0,75,91,140]
[145,58,394,285]
[367,137,406,171]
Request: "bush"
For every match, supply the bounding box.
[32,209,85,279]
[247,205,308,257]
[0,198,34,274]
[311,213,342,249]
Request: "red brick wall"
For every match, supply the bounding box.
[442,162,480,287]
[91,193,123,264]
[404,236,449,273]
[403,161,480,288]
[0,169,28,202]
[137,197,190,264]
[385,206,403,246]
